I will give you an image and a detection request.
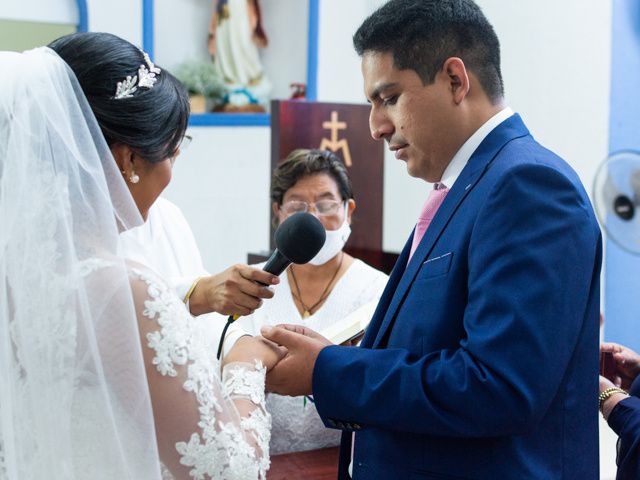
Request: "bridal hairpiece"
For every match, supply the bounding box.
[114,52,161,99]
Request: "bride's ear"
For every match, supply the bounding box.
[111,144,135,180]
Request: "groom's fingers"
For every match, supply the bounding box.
[261,325,307,350]
[259,336,289,358]
[274,324,333,345]
[277,324,307,334]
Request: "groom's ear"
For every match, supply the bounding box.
[110,144,135,177]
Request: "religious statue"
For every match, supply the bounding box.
[208,0,271,111]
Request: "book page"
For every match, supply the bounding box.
[320,299,378,345]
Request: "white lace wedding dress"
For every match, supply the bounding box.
[130,264,271,479]
[0,47,271,480]
[1,257,272,480]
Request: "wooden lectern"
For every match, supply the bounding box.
[268,99,399,273]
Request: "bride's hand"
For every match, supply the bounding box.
[223,335,286,371]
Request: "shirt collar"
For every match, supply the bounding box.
[439,107,514,189]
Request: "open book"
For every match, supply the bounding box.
[320,299,378,345]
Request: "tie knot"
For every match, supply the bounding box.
[418,186,449,220]
[408,186,450,262]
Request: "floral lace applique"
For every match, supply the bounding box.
[240,407,271,475]
[224,361,271,474]
[223,361,267,405]
[132,269,270,480]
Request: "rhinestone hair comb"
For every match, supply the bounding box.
[114,51,161,99]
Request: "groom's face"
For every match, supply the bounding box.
[362,51,461,183]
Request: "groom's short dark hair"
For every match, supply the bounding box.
[353,0,504,103]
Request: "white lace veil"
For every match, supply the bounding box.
[0,48,162,478]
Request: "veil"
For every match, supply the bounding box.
[0,48,162,478]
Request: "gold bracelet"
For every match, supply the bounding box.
[183,277,204,305]
[598,387,627,414]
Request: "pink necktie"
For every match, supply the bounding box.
[408,184,449,261]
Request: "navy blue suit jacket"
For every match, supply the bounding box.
[312,115,602,479]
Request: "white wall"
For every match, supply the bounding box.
[154,0,211,67]
[0,0,142,48]
[0,0,77,24]
[162,127,272,274]
[260,0,308,100]
[86,0,142,47]
[479,0,611,198]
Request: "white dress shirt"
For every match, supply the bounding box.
[439,107,514,189]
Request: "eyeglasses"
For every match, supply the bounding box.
[179,134,192,151]
[169,134,192,162]
[280,199,345,217]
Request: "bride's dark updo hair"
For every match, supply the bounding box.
[49,32,189,164]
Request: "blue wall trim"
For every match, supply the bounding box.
[306,0,320,101]
[189,113,270,127]
[142,0,154,59]
[605,0,640,351]
[76,0,88,32]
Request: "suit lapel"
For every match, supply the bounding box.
[371,114,530,349]
[361,235,413,348]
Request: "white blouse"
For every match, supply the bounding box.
[237,259,388,454]
[119,197,207,300]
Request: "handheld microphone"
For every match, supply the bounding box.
[216,213,326,359]
[263,212,327,276]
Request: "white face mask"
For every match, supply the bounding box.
[308,203,351,266]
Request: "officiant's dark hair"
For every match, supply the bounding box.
[49,32,189,164]
[353,0,504,103]
[270,149,354,207]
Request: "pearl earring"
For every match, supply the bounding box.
[129,172,140,184]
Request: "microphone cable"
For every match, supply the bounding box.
[216,314,237,360]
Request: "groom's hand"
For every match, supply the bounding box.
[261,324,332,396]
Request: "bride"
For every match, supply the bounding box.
[0,34,281,479]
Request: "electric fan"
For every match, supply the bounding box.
[593,150,640,255]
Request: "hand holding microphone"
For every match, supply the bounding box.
[217,212,326,359]
[187,264,280,317]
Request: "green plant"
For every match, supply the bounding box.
[174,60,226,104]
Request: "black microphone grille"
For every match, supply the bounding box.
[274,212,326,264]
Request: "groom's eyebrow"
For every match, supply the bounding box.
[367,82,398,102]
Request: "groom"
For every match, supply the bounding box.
[262,0,601,478]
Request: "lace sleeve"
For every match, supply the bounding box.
[129,267,271,480]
